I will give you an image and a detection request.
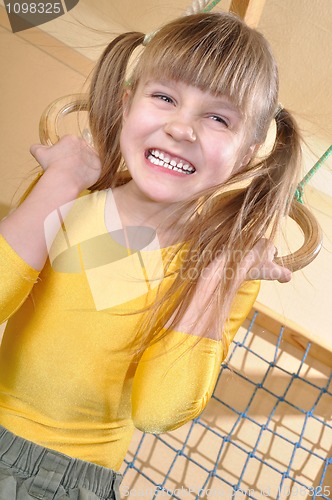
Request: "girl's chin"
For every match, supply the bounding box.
[136,184,188,205]
[129,168,197,204]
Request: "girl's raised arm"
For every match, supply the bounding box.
[0,135,101,271]
[0,136,101,322]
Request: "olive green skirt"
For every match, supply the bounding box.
[0,426,122,499]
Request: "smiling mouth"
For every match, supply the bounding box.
[146,149,196,175]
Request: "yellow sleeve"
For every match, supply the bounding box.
[132,279,260,434]
[132,331,223,434]
[0,234,40,324]
[224,279,260,349]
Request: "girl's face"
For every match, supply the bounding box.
[120,78,255,205]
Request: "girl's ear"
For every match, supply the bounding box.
[240,144,260,168]
[122,89,132,120]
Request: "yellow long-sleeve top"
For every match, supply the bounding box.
[0,190,259,471]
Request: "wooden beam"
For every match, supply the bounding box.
[248,301,332,368]
[229,0,266,27]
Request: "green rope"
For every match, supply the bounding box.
[203,0,222,13]
[295,145,332,203]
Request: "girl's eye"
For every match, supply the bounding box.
[152,93,174,104]
[209,115,229,127]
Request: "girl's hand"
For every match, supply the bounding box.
[0,136,101,271]
[166,239,290,341]
[30,135,102,192]
[245,239,292,283]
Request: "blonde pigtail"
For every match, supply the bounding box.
[246,108,302,243]
[272,107,302,216]
[89,32,145,190]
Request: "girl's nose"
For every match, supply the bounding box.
[164,120,196,143]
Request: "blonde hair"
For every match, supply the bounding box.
[88,12,302,352]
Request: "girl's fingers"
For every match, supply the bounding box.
[29,136,102,189]
[247,260,292,283]
[30,143,48,156]
[245,239,292,283]
[30,144,51,170]
[275,264,292,283]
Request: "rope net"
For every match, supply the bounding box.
[121,312,332,499]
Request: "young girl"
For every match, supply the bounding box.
[0,11,300,500]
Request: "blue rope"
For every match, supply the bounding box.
[123,313,332,499]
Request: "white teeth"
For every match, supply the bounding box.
[148,150,195,175]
